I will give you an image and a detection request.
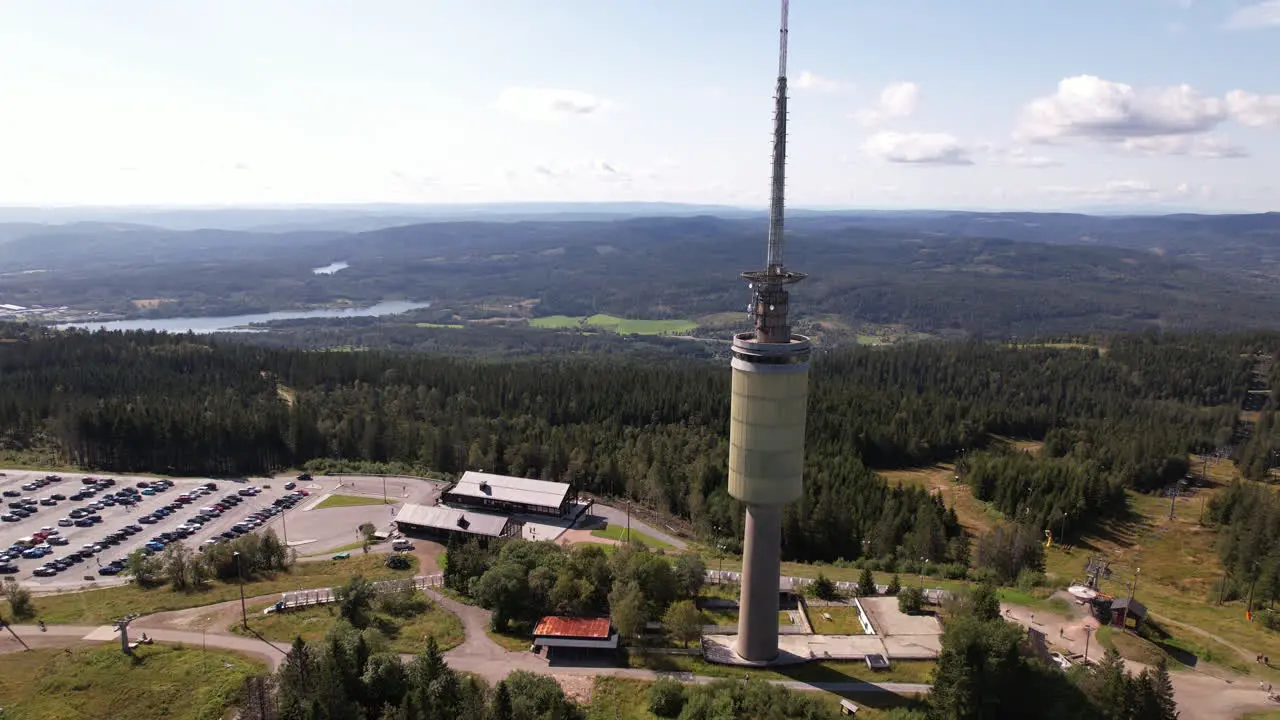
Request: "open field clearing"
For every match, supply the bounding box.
[0,644,264,720]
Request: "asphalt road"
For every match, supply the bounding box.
[0,469,303,589]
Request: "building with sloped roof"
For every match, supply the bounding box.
[532,616,619,650]
[442,471,573,517]
[393,503,522,541]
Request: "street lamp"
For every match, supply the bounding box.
[919,558,930,588]
[234,551,247,629]
[1129,568,1141,601]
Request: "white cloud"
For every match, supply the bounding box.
[1224,0,1280,29]
[495,87,608,122]
[1226,89,1280,127]
[864,131,973,166]
[852,82,920,126]
[795,71,850,93]
[1120,134,1248,158]
[1017,76,1227,142]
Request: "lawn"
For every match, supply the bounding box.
[808,606,869,634]
[314,493,391,509]
[877,464,999,535]
[590,524,674,550]
[230,595,464,653]
[528,314,696,336]
[487,623,536,651]
[0,644,265,720]
[700,606,739,625]
[3,553,417,625]
[996,588,1073,617]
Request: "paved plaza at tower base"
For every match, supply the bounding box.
[702,632,941,666]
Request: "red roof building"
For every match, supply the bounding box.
[532,616,619,649]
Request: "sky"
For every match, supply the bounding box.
[0,0,1278,211]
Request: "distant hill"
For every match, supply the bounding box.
[6,211,1280,338]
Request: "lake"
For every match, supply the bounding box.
[313,261,349,275]
[56,300,431,334]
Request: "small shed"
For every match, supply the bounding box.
[1111,597,1148,631]
[532,616,619,650]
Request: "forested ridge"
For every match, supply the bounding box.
[0,323,1269,566]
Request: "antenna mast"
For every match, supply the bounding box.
[743,0,805,344]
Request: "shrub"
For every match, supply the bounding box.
[385,555,411,570]
[886,574,902,595]
[1,578,35,619]
[898,586,924,615]
[813,573,838,600]
[857,567,877,596]
[1016,569,1046,590]
[648,677,686,718]
[375,580,428,617]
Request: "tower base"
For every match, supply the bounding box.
[735,502,784,661]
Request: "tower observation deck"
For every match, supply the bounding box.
[726,0,812,662]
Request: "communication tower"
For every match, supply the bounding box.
[728,0,811,662]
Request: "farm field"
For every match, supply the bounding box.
[529,314,696,335]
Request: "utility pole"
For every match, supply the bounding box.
[382,476,387,506]
[0,613,31,651]
[626,499,631,544]
[234,551,248,629]
[1130,568,1140,601]
[1083,625,1093,662]
[1199,494,1207,525]
[1168,482,1178,520]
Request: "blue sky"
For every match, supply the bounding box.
[0,0,1277,210]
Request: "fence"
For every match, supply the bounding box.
[275,572,444,611]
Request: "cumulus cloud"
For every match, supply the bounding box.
[795,71,850,93]
[520,159,635,185]
[1017,76,1228,142]
[864,131,973,165]
[852,82,920,126]
[1016,76,1280,158]
[495,87,608,122]
[1224,0,1280,29]
[1226,89,1280,127]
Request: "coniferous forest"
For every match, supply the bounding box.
[0,322,1271,566]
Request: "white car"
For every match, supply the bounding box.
[58,518,73,527]
[392,539,414,551]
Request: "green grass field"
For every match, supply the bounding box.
[314,493,391,509]
[2,553,416,625]
[231,596,464,653]
[590,524,674,549]
[809,606,870,634]
[0,644,265,720]
[529,314,696,335]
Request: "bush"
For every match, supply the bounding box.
[1261,611,1280,632]
[1016,569,1046,590]
[813,573,838,600]
[1,578,35,619]
[898,586,924,615]
[375,580,428,618]
[648,677,686,718]
[886,574,902,595]
[385,555,411,570]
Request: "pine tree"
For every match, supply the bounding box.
[887,573,902,595]
[857,567,877,596]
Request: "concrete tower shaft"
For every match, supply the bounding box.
[727,0,810,663]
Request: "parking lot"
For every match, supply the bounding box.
[0,469,313,589]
